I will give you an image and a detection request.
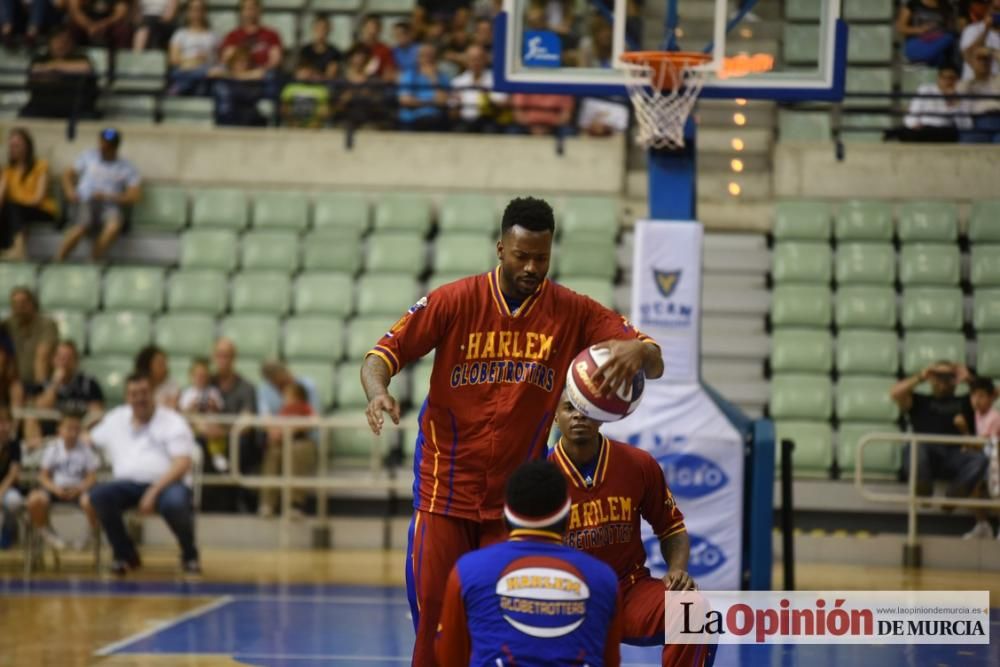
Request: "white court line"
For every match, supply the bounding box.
[93,595,235,657]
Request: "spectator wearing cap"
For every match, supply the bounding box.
[57,128,141,262]
[3,286,57,392]
[87,373,200,575]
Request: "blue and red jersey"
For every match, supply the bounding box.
[366,267,657,522]
[436,530,623,666]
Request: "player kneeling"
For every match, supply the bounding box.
[26,410,100,550]
[437,461,623,666]
[550,391,712,667]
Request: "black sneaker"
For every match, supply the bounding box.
[182,559,202,576]
[109,556,141,576]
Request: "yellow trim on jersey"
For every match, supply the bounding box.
[365,349,399,376]
[428,420,441,513]
[658,526,687,540]
[488,267,510,317]
[509,528,563,542]
[489,266,547,319]
[518,280,547,318]
[554,436,609,489]
[412,512,422,613]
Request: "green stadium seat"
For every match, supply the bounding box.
[770,329,833,374]
[836,376,899,422]
[837,424,902,478]
[773,201,831,240]
[347,316,394,360]
[240,231,300,272]
[771,285,832,327]
[836,330,898,375]
[190,188,248,229]
[367,232,426,276]
[439,194,496,235]
[373,193,432,234]
[103,266,165,313]
[844,0,894,21]
[0,53,30,88]
[557,242,616,280]
[230,271,291,314]
[334,361,370,408]
[111,51,166,92]
[770,374,833,420]
[840,114,893,143]
[294,272,353,316]
[220,314,280,359]
[968,201,1000,243]
[974,289,1000,331]
[835,286,896,329]
[356,275,419,316]
[208,10,238,35]
[302,232,363,273]
[84,47,109,86]
[834,201,893,241]
[978,334,1000,376]
[0,262,37,298]
[236,359,263,386]
[783,24,819,64]
[266,13,299,50]
[39,265,100,311]
[313,193,369,236]
[160,97,214,126]
[89,311,152,356]
[287,360,335,409]
[899,244,961,286]
[835,243,895,285]
[409,360,434,408]
[777,110,832,142]
[902,332,967,375]
[970,246,1000,287]
[310,0,362,10]
[167,270,228,314]
[50,310,87,348]
[168,355,193,386]
[179,229,239,271]
[252,191,310,231]
[561,196,618,242]
[366,0,414,12]
[774,421,833,475]
[101,95,156,122]
[154,314,216,358]
[427,273,468,292]
[83,355,132,405]
[434,234,496,275]
[131,185,187,232]
[847,25,893,64]
[559,277,615,309]
[901,66,938,95]
[901,288,963,331]
[772,242,832,284]
[844,67,892,107]
[785,0,821,21]
[283,316,345,362]
[897,202,958,243]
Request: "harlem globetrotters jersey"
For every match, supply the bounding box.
[436,532,623,667]
[366,267,658,522]
[550,437,687,582]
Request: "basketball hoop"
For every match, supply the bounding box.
[620,51,713,151]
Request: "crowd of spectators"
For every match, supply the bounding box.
[899,0,1000,142]
[5,0,627,137]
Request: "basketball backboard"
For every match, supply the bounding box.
[493,0,846,101]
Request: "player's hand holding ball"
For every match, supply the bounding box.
[662,569,697,591]
[566,344,645,422]
[366,393,401,435]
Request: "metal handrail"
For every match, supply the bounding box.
[854,431,999,553]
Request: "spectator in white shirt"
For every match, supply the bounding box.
[87,373,200,576]
[902,64,964,141]
[167,0,219,96]
[958,46,1000,142]
[449,44,508,132]
[961,1,1000,80]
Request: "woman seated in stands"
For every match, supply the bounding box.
[0,128,56,260]
[67,0,132,49]
[897,0,959,67]
[167,0,218,96]
[133,0,177,52]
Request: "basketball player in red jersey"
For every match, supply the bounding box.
[550,391,712,667]
[360,197,664,665]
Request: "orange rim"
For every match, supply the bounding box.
[619,51,712,90]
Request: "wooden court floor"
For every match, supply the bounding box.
[0,548,998,667]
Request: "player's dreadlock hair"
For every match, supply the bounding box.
[501,197,556,236]
[504,460,571,534]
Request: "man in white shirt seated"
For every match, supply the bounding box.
[901,64,963,142]
[87,374,200,576]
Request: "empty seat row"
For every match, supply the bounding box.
[773,243,1000,287]
[776,420,901,477]
[774,200,1000,243]
[785,24,892,65]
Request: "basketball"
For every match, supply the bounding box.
[565,346,645,422]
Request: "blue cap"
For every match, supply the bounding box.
[100,127,121,143]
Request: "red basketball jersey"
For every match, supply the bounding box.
[549,436,686,581]
[366,267,657,522]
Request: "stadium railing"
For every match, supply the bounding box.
[853,431,1000,566]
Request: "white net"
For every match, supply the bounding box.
[622,55,711,151]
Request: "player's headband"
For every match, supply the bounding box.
[503,498,572,529]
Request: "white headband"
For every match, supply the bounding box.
[504,498,572,529]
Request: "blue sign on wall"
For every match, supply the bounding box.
[523,31,562,68]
